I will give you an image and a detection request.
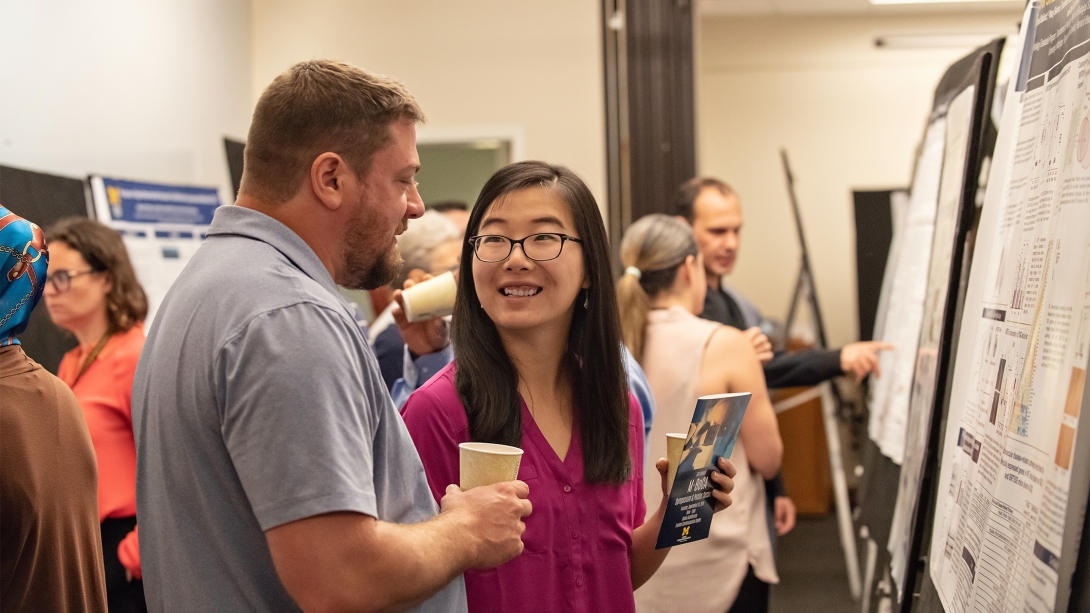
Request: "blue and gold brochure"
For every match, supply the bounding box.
[655,392,751,549]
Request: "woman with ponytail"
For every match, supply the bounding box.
[617,214,783,613]
[400,162,735,613]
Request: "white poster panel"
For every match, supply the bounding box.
[869,118,947,465]
[89,176,222,327]
[930,3,1090,611]
[888,84,978,598]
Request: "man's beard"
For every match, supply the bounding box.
[340,203,406,291]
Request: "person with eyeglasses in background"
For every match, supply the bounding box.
[401,161,737,613]
[44,217,148,613]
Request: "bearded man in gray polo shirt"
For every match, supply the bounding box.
[132,60,532,613]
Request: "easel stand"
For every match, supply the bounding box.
[779,150,862,600]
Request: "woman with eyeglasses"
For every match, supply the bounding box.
[400,161,736,613]
[44,217,148,613]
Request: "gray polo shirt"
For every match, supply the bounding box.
[132,205,466,612]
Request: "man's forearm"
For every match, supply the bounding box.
[268,511,474,613]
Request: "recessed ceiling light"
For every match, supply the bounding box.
[875,32,1013,48]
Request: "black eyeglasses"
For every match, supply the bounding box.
[468,233,583,263]
[45,269,100,293]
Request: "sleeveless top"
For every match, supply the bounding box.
[633,306,778,613]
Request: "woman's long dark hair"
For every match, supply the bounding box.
[453,161,631,485]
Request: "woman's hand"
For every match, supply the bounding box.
[710,457,736,513]
[654,458,670,498]
[743,327,774,364]
[118,526,141,581]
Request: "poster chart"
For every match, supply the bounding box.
[89,176,223,326]
[869,118,946,466]
[929,2,1090,612]
[888,84,979,599]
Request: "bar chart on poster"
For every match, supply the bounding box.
[927,2,1090,612]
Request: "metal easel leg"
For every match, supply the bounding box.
[862,537,878,613]
[821,382,863,600]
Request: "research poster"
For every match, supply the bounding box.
[89,176,223,326]
[930,3,1090,612]
[887,84,977,598]
[868,117,946,466]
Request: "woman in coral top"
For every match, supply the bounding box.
[44,217,148,613]
[401,161,737,613]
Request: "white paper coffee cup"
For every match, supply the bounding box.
[666,433,687,491]
[459,442,524,491]
[402,271,457,323]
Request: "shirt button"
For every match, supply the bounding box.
[571,530,580,539]
[563,485,572,493]
[576,577,584,587]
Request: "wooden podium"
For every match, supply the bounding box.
[772,385,832,515]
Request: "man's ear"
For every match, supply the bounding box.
[310,152,352,211]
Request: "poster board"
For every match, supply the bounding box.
[888,76,985,600]
[0,164,89,372]
[853,41,1003,611]
[89,176,223,327]
[926,3,1090,612]
[868,118,946,465]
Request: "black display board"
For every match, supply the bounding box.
[898,38,1004,612]
[224,137,245,202]
[0,164,90,372]
[853,189,900,342]
[854,38,1004,613]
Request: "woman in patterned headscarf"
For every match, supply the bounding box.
[44,217,148,613]
[0,205,108,612]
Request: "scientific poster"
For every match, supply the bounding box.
[868,118,946,465]
[930,3,1090,612]
[888,84,977,598]
[89,176,223,326]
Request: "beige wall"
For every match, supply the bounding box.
[251,0,606,210]
[0,0,251,195]
[697,11,1022,347]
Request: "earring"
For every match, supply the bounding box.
[584,291,589,309]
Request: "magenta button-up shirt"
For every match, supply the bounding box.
[401,363,646,613]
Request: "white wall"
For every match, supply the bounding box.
[0,0,252,197]
[250,0,606,211]
[697,10,1022,347]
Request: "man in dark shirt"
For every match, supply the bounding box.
[674,177,890,545]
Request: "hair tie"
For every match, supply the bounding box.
[624,266,642,280]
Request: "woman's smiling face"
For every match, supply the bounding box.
[471,186,587,336]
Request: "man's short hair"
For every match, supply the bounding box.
[241,60,425,204]
[428,200,469,213]
[674,177,737,223]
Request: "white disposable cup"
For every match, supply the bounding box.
[459,442,524,491]
[666,433,687,491]
[402,271,457,323]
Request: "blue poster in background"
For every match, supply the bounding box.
[90,176,223,326]
[101,178,220,226]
